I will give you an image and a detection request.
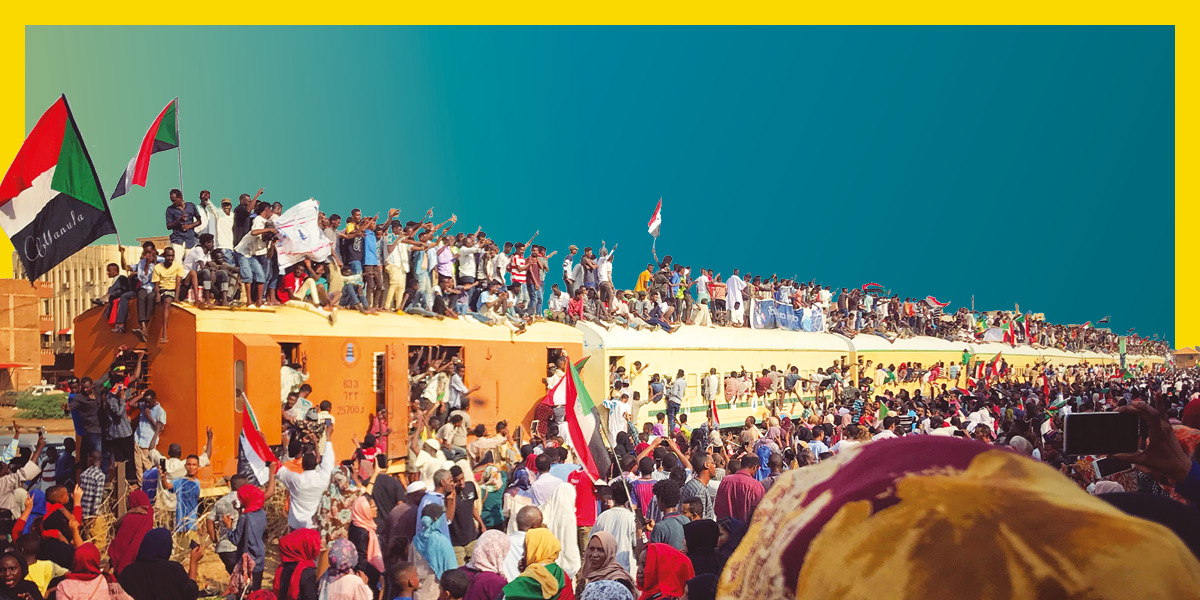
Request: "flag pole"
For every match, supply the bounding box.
[174,97,183,195]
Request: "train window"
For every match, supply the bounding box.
[686,373,698,388]
[234,360,245,405]
[279,342,301,365]
[549,348,565,367]
[373,352,386,393]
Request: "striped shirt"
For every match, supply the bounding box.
[510,255,528,284]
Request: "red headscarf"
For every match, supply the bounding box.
[109,490,154,575]
[274,528,320,600]
[66,542,110,582]
[1182,398,1200,430]
[638,543,695,600]
[237,485,266,513]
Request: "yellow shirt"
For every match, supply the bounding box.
[152,261,187,292]
[635,270,652,292]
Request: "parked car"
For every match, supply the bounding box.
[0,391,17,407]
[27,385,56,396]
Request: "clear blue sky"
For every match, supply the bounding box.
[25,26,1173,339]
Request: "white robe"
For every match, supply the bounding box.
[543,482,581,577]
[726,276,747,323]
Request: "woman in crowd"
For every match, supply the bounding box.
[577,581,632,600]
[460,530,509,600]
[501,528,573,600]
[635,544,693,600]
[117,528,201,600]
[232,484,268,591]
[0,550,42,600]
[108,491,153,577]
[412,504,456,600]
[53,542,130,600]
[681,575,717,600]
[713,518,746,574]
[319,467,362,568]
[348,495,385,592]
[574,532,633,596]
[317,539,372,600]
[273,528,320,600]
[680,520,721,577]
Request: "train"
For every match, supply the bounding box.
[72,303,1166,482]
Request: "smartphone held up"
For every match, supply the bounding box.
[1063,412,1141,456]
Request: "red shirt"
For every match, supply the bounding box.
[755,376,772,396]
[568,470,597,527]
[715,472,764,523]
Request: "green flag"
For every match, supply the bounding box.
[569,360,595,414]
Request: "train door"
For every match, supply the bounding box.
[384,343,409,464]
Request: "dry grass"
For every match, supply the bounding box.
[86,482,294,597]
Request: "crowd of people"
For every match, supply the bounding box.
[0,341,1196,600]
[89,190,1173,358]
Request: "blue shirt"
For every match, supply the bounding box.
[363,231,379,266]
[165,202,202,247]
[548,463,580,481]
[134,402,166,448]
[670,273,681,296]
[809,440,830,458]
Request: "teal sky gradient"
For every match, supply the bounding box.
[25,26,1174,339]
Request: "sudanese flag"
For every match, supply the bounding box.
[110,98,179,200]
[0,95,117,280]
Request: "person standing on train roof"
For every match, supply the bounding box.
[725,270,746,327]
[666,370,687,435]
[636,263,653,293]
[562,245,578,295]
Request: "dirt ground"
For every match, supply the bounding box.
[0,406,76,434]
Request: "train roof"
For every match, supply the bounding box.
[149,304,583,344]
[576,322,855,353]
[849,335,966,352]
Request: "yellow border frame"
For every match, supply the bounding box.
[0,7,1186,344]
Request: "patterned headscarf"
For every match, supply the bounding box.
[580,580,634,600]
[467,529,510,574]
[317,538,359,600]
[719,436,1200,600]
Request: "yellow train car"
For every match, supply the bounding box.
[849,335,970,390]
[73,303,581,482]
[576,323,853,427]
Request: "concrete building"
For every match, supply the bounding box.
[0,278,54,391]
[10,240,159,355]
[1173,347,1200,369]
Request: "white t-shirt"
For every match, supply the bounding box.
[205,203,235,250]
[549,291,570,312]
[598,252,614,283]
[250,215,271,256]
[494,253,510,284]
[182,245,208,273]
[274,442,336,529]
[872,430,898,441]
